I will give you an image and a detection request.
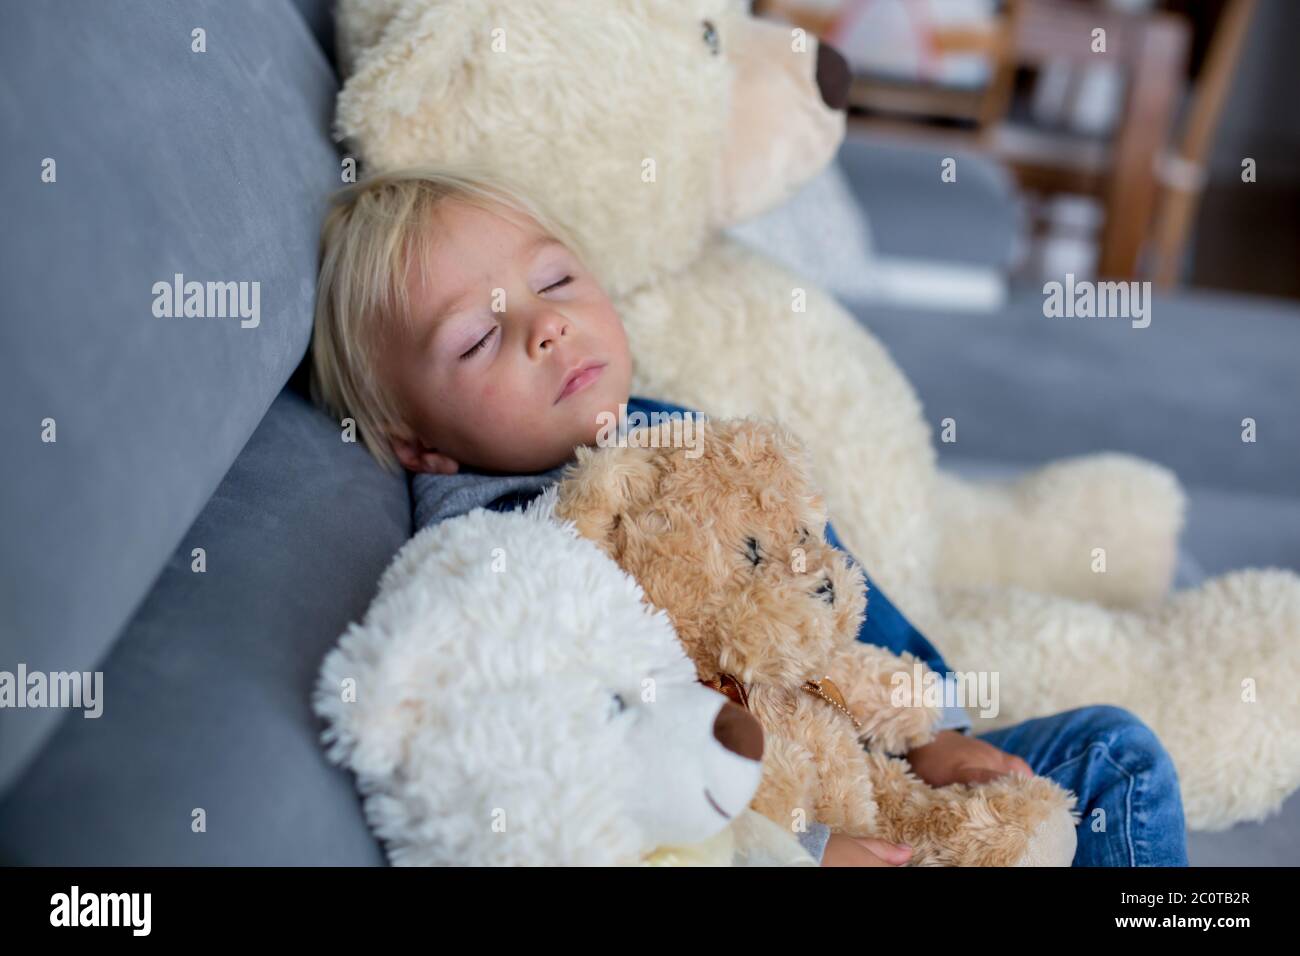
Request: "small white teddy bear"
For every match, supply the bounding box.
[314,492,815,866]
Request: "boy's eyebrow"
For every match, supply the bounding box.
[421,234,566,346]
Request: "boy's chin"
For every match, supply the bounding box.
[567,390,629,436]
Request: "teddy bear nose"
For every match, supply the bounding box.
[815,41,851,111]
[712,700,764,762]
[815,576,836,605]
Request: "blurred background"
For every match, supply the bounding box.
[733,0,1300,865]
[756,0,1299,298]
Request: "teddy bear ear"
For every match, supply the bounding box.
[775,420,815,470]
[334,0,480,167]
[723,416,811,471]
[554,442,663,557]
[762,422,833,521]
[334,0,407,78]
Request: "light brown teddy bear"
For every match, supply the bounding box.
[554,416,1079,866]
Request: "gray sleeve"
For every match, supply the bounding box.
[935,705,973,734]
[933,673,973,734]
[797,822,831,863]
[411,461,570,531]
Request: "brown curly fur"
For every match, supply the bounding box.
[555,415,1078,866]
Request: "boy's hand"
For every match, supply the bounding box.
[905,729,1034,787]
[821,833,913,867]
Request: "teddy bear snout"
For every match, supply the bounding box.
[813,575,835,605]
[815,42,851,111]
[712,699,764,763]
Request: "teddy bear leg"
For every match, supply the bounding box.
[933,454,1185,608]
[785,719,883,839]
[1132,569,1300,831]
[746,730,826,839]
[866,752,1079,866]
[935,568,1300,832]
[746,695,888,843]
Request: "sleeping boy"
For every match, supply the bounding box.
[308,167,1188,867]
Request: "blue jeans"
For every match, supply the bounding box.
[977,705,1189,866]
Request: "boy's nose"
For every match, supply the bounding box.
[532,313,569,353]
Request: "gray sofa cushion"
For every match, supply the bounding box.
[290,0,338,71]
[0,390,407,864]
[0,0,341,791]
[837,133,1023,270]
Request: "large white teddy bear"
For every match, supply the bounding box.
[331,0,1300,830]
[314,493,818,866]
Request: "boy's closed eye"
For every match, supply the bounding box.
[457,274,577,361]
[459,326,496,360]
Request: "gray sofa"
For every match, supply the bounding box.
[1,0,401,864]
[3,0,1297,865]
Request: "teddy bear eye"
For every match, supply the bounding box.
[744,536,762,567]
[798,526,810,543]
[701,19,720,56]
[609,693,628,719]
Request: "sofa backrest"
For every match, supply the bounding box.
[0,0,343,792]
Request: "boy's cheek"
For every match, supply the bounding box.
[607,356,635,407]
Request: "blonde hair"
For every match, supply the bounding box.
[309,163,588,473]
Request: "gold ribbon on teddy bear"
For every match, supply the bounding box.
[802,677,863,732]
[700,673,751,711]
[702,673,862,733]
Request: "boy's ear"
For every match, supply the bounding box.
[554,441,663,558]
[389,429,460,475]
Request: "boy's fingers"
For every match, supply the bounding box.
[853,837,912,862]
[955,765,1004,784]
[1007,756,1034,778]
[954,757,1033,784]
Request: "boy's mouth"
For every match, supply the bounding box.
[555,360,606,404]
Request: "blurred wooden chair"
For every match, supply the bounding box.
[757,0,1216,282]
[1147,0,1257,287]
[980,0,1191,279]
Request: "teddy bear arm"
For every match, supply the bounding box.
[866,752,1079,867]
[828,643,940,754]
[932,457,1185,608]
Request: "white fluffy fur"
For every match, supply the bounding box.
[333,0,1300,830]
[314,496,777,865]
[938,569,1300,829]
